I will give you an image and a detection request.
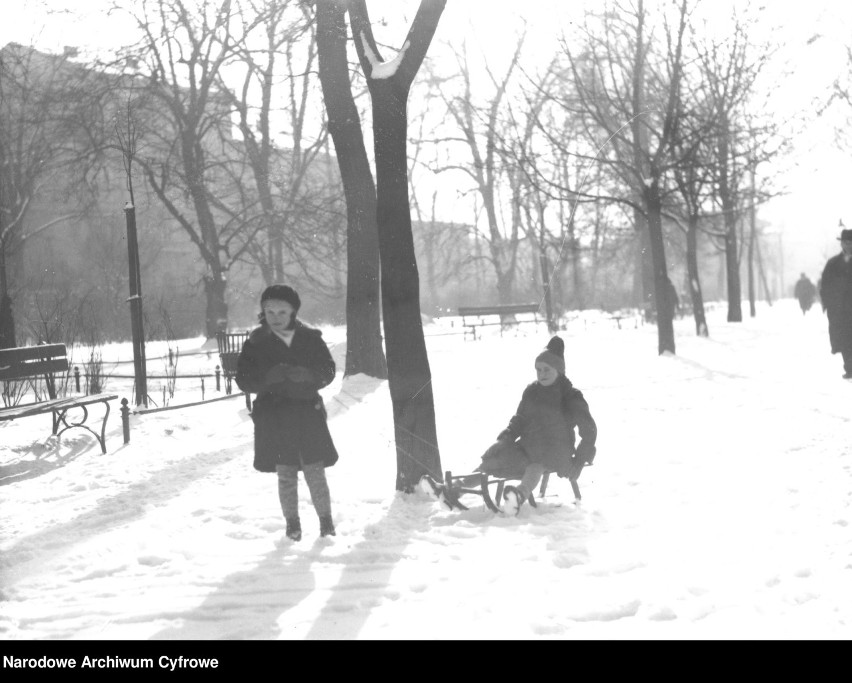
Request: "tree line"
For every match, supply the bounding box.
[1,0,843,487]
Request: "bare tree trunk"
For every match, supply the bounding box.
[723,219,742,321]
[349,0,445,491]
[538,233,556,332]
[372,81,439,491]
[0,172,14,347]
[0,243,15,348]
[316,1,387,379]
[181,131,230,339]
[747,171,757,317]
[635,209,655,317]
[630,5,655,322]
[756,234,773,306]
[685,216,709,336]
[564,164,583,310]
[203,274,229,338]
[719,113,743,322]
[646,183,675,354]
[526,197,555,331]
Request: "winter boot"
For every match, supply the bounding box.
[285,517,302,542]
[501,486,524,517]
[319,516,336,537]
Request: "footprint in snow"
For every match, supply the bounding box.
[137,555,169,567]
[552,552,589,569]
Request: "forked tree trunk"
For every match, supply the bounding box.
[349,0,446,491]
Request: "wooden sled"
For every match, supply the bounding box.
[442,468,582,513]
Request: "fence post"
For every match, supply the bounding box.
[215,365,221,392]
[121,398,130,444]
[74,366,81,393]
[201,377,205,401]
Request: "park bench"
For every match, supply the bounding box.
[608,310,638,329]
[440,467,582,513]
[458,303,543,340]
[216,331,252,410]
[0,344,118,454]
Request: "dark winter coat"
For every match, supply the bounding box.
[794,277,817,310]
[663,279,680,319]
[497,375,597,473]
[235,321,338,472]
[820,254,852,354]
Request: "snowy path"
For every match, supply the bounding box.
[1,301,851,639]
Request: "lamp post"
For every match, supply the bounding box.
[124,201,147,407]
[0,172,15,349]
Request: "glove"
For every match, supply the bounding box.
[557,455,584,480]
[264,363,290,387]
[576,442,596,466]
[282,365,314,383]
[482,440,506,460]
[264,364,315,388]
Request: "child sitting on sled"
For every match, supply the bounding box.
[420,335,597,516]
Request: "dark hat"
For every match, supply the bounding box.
[535,336,565,375]
[260,284,301,310]
[839,229,852,242]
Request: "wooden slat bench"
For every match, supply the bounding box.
[441,468,582,513]
[458,303,543,340]
[216,331,251,410]
[0,344,118,453]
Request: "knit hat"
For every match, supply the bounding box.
[260,284,301,311]
[535,336,565,375]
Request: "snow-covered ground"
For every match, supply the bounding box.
[1,299,850,640]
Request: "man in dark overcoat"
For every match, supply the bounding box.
[819,228,852,379]
[236,284,339,540]
[793,273,817,314]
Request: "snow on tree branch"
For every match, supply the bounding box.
[359,31,410,79]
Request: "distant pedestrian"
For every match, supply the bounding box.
[235,284,339,541]
[663,277,680,320]
[793,273,817,314]
[819,229,852,379]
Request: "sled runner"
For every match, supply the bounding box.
[439,468,582,513]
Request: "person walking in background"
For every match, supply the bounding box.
[663,277,680,320]
[819,229,852,379]
[793,273,817,314]
[236,284,339,540]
